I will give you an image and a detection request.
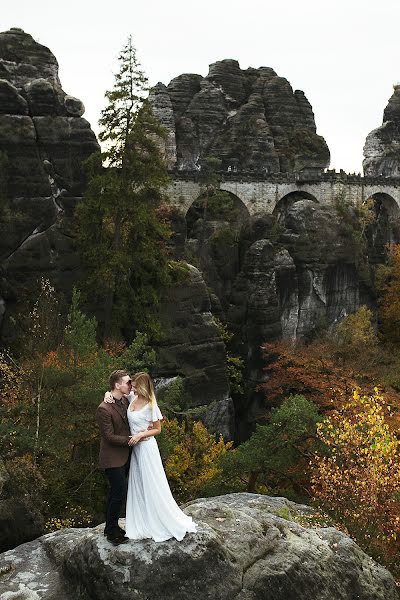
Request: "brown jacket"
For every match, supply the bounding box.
[96,397,131,469]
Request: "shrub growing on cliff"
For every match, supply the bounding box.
[334,306,377,362]
[76,36,171,341]
[157,417,233,503]
[213,317,244,396]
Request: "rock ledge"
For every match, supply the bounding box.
[0,493,397,600]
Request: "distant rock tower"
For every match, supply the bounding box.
[149,59,330,174]
[363,84,400,177]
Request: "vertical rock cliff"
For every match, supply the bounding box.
[0,28,99,332]
[363,84,400,176]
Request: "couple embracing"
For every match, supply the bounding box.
[96,370,197,546]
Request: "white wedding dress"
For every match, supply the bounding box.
[125,396,197,542]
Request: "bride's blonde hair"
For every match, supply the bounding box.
[133,372,156,407]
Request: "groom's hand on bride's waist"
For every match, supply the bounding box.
[128,428,152,445]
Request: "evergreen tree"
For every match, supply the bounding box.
[76,36,171,341]
[216,395,321,499]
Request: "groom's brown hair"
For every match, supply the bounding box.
[109,369,129,391]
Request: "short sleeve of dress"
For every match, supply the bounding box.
[151,401,163,422]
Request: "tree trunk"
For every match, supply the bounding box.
[247,471,259,493]
[33,363,45,466]
[102,214,122,341]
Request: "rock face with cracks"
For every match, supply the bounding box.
[151,59,330,174]
[0,493,397,600]
[0,27,99,336]
[363,84,400,177]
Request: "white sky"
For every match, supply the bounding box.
[4,0,400,173]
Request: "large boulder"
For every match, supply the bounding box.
[0,493,397,600]
[150,59,330,174]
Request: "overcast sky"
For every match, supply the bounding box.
[4,0,400,173]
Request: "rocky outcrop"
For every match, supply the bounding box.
[0,28,99,334]
[363,84,400,177]
[195,197,364,432]
[156,264,233,439]
[0,493,397,600]
[151,59,330,174]
[0,457,45,553]
[148,83,177,170]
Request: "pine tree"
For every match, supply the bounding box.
[76,36,171,341]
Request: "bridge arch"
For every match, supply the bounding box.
[185,189,250,232]
[273,190,319,220]
[363,192,400,260]
[185,190,250,309]
[365,192,400,218]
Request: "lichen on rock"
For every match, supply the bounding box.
[0,493,397,600]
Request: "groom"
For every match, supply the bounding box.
[96,369,132,546]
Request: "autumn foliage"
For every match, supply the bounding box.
[311,389,400,569]
[377,243,400,345]
[158,417,233,503]
[260,339,359,410]
[260,305,400,424]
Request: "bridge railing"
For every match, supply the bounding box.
[169,169,400,187]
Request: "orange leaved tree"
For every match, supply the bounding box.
[260,340,360,410]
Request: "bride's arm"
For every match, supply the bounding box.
[128,420,161,446]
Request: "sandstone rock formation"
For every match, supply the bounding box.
[363,84,400,177]
[183,190,370,432]
[151,59,330,174]
[0,493,397,600]
[0,457,44,554]
[157,264,233,439]
[0,27,99,334]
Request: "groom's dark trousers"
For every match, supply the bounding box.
[96,396,131,535]
[104,462,130,534]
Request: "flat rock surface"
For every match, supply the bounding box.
[0,493,398,600]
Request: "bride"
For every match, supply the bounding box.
[106,372,197,542]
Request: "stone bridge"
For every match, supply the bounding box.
[167,171,400,217]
